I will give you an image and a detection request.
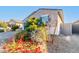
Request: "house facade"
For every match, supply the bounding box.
[24,8,64,35]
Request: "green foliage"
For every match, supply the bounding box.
[15,30,24,40]
[0,21,8,28]
[15,17,46,41]
[12,25,19,31]
[15,30,31,41]
[0,29,4,32]
[25,17,46,32]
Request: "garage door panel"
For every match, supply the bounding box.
[72,24,79,34]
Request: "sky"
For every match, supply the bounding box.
[0,6,79,23]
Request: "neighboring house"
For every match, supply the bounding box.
[23,8,64,35]
[72,20,79,34]
[73,20,79,24]
[7,20,23,30]
[15,21,23,29]
[60,20,79,35]
[7,20,16,28]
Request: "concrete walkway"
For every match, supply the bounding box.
[47,35,79,53]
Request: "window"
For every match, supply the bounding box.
[40,15,49,23]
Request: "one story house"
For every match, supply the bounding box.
[23,8,64,35]
[7,20,23,30]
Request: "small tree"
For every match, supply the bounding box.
[24,17,46,32]
[24,17,46,41]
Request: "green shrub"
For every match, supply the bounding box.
[15,30,31,42]
[0,29,4,32]
[15,17,46,42]
[12,25,19,31]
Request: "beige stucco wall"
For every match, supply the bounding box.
[27,10,63,35]
[29,10,58,26]
[29,10,58,34]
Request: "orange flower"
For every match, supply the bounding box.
[17,39,24,44]
[25,50,32,53]
[35,47,42,53]
[29,41,32,44]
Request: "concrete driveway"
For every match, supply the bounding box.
[0,31,17,52]
[0,31,16,43]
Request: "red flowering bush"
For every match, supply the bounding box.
[2,37,47,53]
